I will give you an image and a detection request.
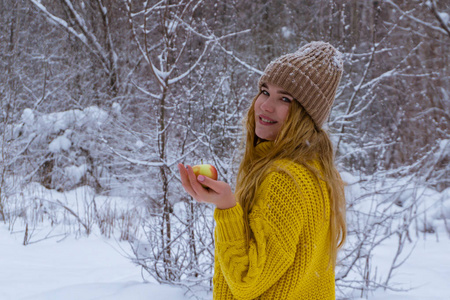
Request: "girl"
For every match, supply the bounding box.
[178,41,346,300]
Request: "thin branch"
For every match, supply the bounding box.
[385,0,448,36]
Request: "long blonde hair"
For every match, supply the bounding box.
[235,92,346,267]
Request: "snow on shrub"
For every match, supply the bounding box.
[14,106,113,192]
[64,164,88,186]
[49,135,72,153]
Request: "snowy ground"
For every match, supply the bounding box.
[0,226,191,300]
[356,222,450,300]
[1,223,449,300]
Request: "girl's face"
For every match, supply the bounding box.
[254,82,293,141]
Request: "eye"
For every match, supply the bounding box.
[260,89,269,96]
[281,97,292,103]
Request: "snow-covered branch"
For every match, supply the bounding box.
[29,0,113,75]
[124,0,166,88]
[101,137,164,167]
[62,0,111,72]
[385,0,448,36]
[428,0,450,37]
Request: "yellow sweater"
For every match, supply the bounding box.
[213,141,334,299]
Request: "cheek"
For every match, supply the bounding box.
[279,107,290,123]
[254,96,263,110]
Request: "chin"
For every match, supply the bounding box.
[255,124,277,141]
[256,131,274,141]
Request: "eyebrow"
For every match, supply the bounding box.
[261,83,294,98]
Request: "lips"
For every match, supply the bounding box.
[258,114,277,125]
[259,115,276,122]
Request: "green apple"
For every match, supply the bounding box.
[192,164,218,188]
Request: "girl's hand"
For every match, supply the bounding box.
[177,163,236,210]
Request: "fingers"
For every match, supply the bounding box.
[178,163,196,198]
[178,163,229,206]
[197,175,219,193]
[186,165,206,196]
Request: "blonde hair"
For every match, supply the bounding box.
[235,93,347,267]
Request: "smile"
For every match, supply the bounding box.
[259,116,277,125]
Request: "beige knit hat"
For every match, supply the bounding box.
[258,41,344,128]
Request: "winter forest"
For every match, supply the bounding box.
[1,0,449,299]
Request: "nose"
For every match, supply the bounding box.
[260,97,275,113]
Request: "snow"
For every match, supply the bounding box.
[353,223,450,300]
[21,108,34,125]
[21,106,109,145]
[438,12,449,25]
[1,222,449,299]
[29,0,88,45]
[112,102,121,115]
[221,79,231,95]
[34,107,107,135]
[135,140,145,149]
[165,19,179,36]
[294,41,344,70]
[49,135,71,153]
[281,26,293,39]
[64,164,87,185]
[1,173,450,300]
[2,177,450,300]
[0,227,190,300]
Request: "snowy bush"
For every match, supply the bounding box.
[336,171,450,298]
[10,106,114,192]
[130,201,215,294]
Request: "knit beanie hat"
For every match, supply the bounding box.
[258,41,344,128]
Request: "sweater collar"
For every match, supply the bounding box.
[255,140,274,156]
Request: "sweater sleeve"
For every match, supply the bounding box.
[214,170,304,300]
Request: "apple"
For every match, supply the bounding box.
[192,164,218,188]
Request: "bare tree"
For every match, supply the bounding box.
[29,0,121,97]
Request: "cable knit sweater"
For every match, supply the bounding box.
[213,141,334,299]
